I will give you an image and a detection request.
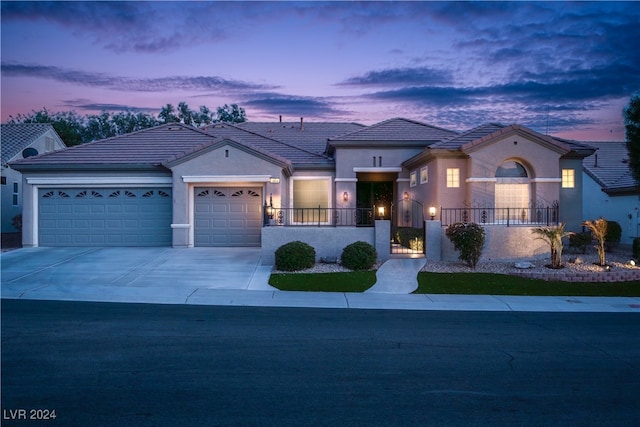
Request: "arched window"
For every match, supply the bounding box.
[495,161,530,222]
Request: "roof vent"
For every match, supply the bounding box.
[22,147,39,158]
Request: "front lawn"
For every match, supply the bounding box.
[269,271,640,296]
[269,271,377,292]
[415,272,640,296]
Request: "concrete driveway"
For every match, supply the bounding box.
[1,247,275,303]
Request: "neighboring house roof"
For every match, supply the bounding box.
[237,121,365,155]
[328,117,458,147]
[583,141,638,195]
[1,123,64,165]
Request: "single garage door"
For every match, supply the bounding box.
[39,188,172,246]
[194,187,262,247]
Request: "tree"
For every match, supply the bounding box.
[624,93,640,183]
[7,108,85,146]
[531,223,572,269]
[158,104,180,124]
[583,218,608,266]
[215,103,246,123]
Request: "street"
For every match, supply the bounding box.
[2,299,639,426]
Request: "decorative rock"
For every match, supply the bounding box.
[514,262,534,269]
[320,256,338,264]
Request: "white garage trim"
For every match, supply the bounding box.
[26,177,172,186]
[182,175,271,183]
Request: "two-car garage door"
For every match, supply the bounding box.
[39,188,172,246]
[37,186,263,247]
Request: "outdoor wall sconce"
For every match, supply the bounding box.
[266,194,274,219]
[343,192,349,202]
[429,206,436,220]
[269,177,280,184]
[403,191,409,200]
[377,206,385,218]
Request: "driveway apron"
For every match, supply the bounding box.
[1,247,271,301]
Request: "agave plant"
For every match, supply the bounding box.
[582,218,608,266]
[531,223,573,269]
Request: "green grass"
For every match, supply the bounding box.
[415,272,640,296]
[269,271,376,292]
[268,271,640,296]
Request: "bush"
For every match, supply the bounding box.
[274,241,316,271]
[445,222,485,268]
[11,214,22,232]
[605,221,622,251]
[633,237,640,259]
[393,227,424,251]
[341,241,377,270]
[569,231,591,253]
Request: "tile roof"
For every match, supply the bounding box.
[9,123,216,169]
[203,123,334,165]
[328,118,458,143]
[1,123,59,165]
[583,141,637,192]
[238,121,365,154]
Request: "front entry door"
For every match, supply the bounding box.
[356,181,393,220]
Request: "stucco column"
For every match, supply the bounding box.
[375,220,390,261]
[425,220,442,261]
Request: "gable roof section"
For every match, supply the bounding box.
[203,123,333,167]
[454,124,572,155]
[1,123,63,165]
[237,121,365,155]
[328,118,458,147]
[583,141,638,195]
[9,123,217,171]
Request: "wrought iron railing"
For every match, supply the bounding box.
[440,205,559,227]
[265,206,375,227]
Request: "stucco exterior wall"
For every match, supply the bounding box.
[169,143,285,247]
[440,225,549,262]
[335,147,423,178]
[261,226,376,265]
[583,173,639,245]
[559,158,584,231]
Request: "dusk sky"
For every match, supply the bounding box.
[2,1,639,140]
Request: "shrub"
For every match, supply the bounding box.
[605,221,622,251]
[445,222,485,269]
[569,231,591,254]
[341,241,377,270]
[393,227,424,251]
[11,214,22,232]
[274,241,315,271]
[633,237,640,259]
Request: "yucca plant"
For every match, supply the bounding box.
[583,218,608,266]
[531,223,573,269]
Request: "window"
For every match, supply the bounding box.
[1,176,6,185]
[562,169,575,188]
[12,182,19,206]
[420,166,428,184]
[292,178,330,223]
[446,168,460,188]
[410,171,417,187]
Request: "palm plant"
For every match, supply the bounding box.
[583,218,608,266]
[531,223,573,269]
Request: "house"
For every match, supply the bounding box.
[9,118,596,263]
[1,124,66,233]
[583,141,639,245]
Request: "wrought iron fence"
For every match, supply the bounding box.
[265,206,375,226]
[440,205,559,227]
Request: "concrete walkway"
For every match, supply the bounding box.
[1,247,639,312]
[366,257,426,293]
